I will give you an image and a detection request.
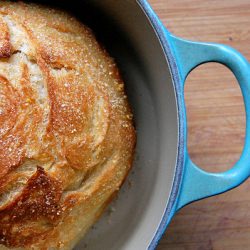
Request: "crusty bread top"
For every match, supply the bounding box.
[0,2,135,249]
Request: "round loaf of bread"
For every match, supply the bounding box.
[0,2,135,249]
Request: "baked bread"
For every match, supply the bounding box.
[0,2,135,249]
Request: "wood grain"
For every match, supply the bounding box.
[147,0,250,249]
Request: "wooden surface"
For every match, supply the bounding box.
[147,0,250,249]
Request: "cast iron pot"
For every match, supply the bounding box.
[38,0,250,249]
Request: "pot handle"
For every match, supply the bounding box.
[169,34,250,210]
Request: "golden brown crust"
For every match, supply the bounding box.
[0,167,63,247]
[0,16,11,57]
[0,2,135,249]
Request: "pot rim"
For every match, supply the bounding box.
[136,0,186,249]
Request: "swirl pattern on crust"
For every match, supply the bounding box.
[0,2,135,249]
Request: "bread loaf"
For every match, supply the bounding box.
[0,2,135,249]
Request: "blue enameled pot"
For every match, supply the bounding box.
[53,0,250,249]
